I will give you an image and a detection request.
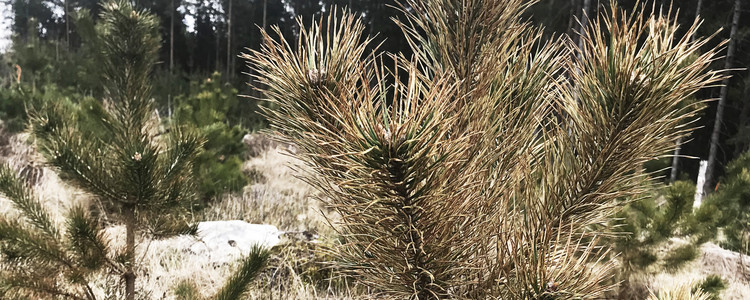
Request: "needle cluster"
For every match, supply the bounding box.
[248,1,723,298]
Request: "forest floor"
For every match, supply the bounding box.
[1,131,750,299]
[643,240,750,299]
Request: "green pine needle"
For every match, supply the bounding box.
[66,206,109,271]
[0,164,58,239]
[211,245,271,300]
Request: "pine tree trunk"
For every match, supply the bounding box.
[64,0,69,48]
[735,73,750,156]
[226,0,232,78]
[170,0,174,73]
[169,0,175,119]
[215,26,220,70]
[669,138,682,182]
[263,0,267,30]
[387,157,435,298]
[705,0,741,194]
[670,0,703,183]
[567,0,579,42]
[124,205,136,300]
[691,0,703,42]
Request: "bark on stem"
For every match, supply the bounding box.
[123,205,136,300]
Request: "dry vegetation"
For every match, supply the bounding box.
[244,0,726,297]
[2,0,750,299]
[0,130,344,299]
[2,131,750,299]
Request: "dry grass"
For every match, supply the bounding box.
[4,130,750,299]
[0,131,356,299]
[201,143,326,233]
[99,143,357,299]
[650,243,750,300]
[646,282,711,300]
[619,239,750,300]
[199,144,357,298]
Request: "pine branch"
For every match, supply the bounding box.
[162,128,202,182]
[99,0,160,134]
[29,108,123,204]
[66,206,109,271]
[498,196,618,298]
[211,245,270,300]
[396,0,570,295]
[1,272,87,300]
[118,141,159,206]
[0,165,99,299]
[0,219,73,271]
[553,1,725,230]
[0,164,59,239]
[152,127,202,209]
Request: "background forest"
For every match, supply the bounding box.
[1,0,750,299]
[2,0,750,187]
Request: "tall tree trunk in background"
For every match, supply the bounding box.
[226,0,232,78]
[64,0,69,47]
[215,24,220,71]
[670,0,703,183]
[263,0,267,30]
[568,0,579,43]
[577,0,591,54]
[735,72,750,156]
[170,0,174,73]
[169,0,175,118]
[705,0,741,194]
[24,0,28,43]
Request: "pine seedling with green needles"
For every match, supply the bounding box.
[211,245,271,300]
[702,151,750,254]
[174,245,271,300]
[694,275,726,300]
[613,180,703,277]
[1,2,273,299]
[0,1,199,299]
[0,163,112,300]
[174,72,249,203]
[247,0,725,298]
[0,163,270,300]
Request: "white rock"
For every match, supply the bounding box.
[186,221,281,264]
[103,221,281,267]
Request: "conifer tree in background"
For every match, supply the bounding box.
[248,0,724,298]
[612,180,724,298]
[0,1,269,299]
[174,72,249,203]
[703,151,750,254]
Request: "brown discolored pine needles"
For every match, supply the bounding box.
[243,0,725,299]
